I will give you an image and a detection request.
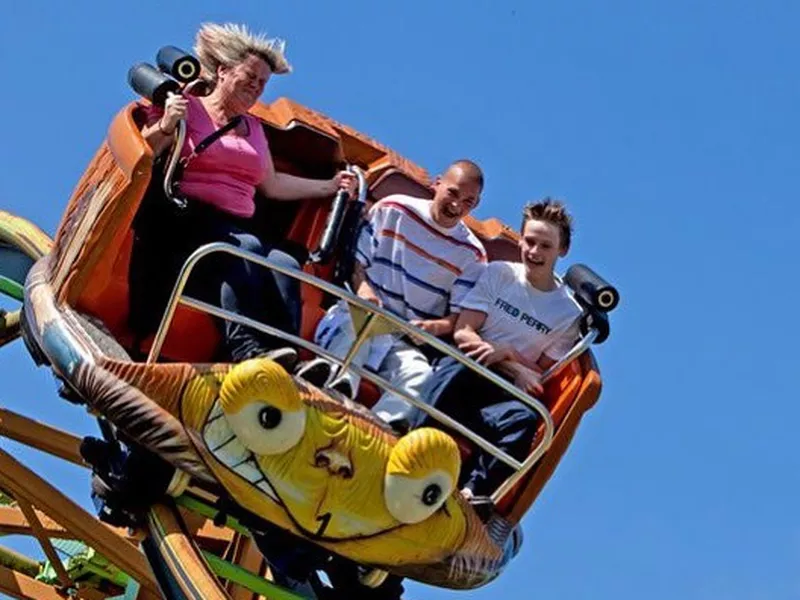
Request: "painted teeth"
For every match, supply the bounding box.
[202,402,279,502]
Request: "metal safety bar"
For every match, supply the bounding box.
[147,242,596,502]
[178,295,523,471]
[540,328,598,383]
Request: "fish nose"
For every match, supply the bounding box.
[314,447,353,479]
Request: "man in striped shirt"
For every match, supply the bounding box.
[310,160,487,426]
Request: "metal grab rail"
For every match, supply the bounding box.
[351,166,368,205]
[146,242,596,503]
[162,118,187,210]
[309,164,367,265]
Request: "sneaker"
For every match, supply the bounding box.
[295,357,334,387]
[259,348,298,372]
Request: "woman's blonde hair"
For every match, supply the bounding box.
[194,22,292,83]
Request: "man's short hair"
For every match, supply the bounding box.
[448,159,484,191]
[521,198,573,251]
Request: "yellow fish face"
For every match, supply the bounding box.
[190,358,468,564]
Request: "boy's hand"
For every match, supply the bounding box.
[458,339,517,366]
[513,369,544,397]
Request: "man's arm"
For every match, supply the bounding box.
[409,259,488,340]
[352,261,381,305]
[410,314,458,338]
[347,204,384,305]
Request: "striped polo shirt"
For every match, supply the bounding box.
[355,194,487,320]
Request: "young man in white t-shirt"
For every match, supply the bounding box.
[304,160,487,426]
[410,199,583,508]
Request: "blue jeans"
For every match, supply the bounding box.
[132,201,302,362]
[409,357,539,497]
[182,208,301,362]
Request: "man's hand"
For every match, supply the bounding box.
[409,319,443,337]
[458,339,517,366]
[356,281,381,306]
[406,319,440,346]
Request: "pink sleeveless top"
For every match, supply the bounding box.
[146,96,268,218]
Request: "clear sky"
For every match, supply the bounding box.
[0,1,798,599]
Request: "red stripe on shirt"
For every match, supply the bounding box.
[380,230,463,275]
[378,201,487,262]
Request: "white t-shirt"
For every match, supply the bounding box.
[457,261,583,362]
[354,194,487,320]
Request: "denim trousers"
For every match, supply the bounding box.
[409,357,540,496]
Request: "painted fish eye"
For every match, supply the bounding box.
[258,406,282,430]
[422,483,442,507]
[223,401,306,456]
[383,428,460,524]
[384,471,454,525]
[218,359,305,456]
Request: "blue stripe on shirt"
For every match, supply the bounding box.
[364,274,441,320]
[371,256,450,298]
[355,247,371,266]
[359,222,378,248]
[452,278,478,289]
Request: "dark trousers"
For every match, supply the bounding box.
[130,201,301,362]
[409,357,540,497]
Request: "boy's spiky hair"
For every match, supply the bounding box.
[194,22,292,82]
[521,198,573,251]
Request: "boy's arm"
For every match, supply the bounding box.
[453,309,516,364]
[454,311,543,396]
[536,354,557,372]
[537,319,582,371]
[495,361,544,397]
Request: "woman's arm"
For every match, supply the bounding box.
[141,120,176,157]
[258,151,356,201]
[141,95,188,157]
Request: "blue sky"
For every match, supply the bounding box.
[1,1,798,598]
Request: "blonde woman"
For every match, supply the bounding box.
[136,23,354,363]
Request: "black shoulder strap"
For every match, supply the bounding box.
[193,115,244,156]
